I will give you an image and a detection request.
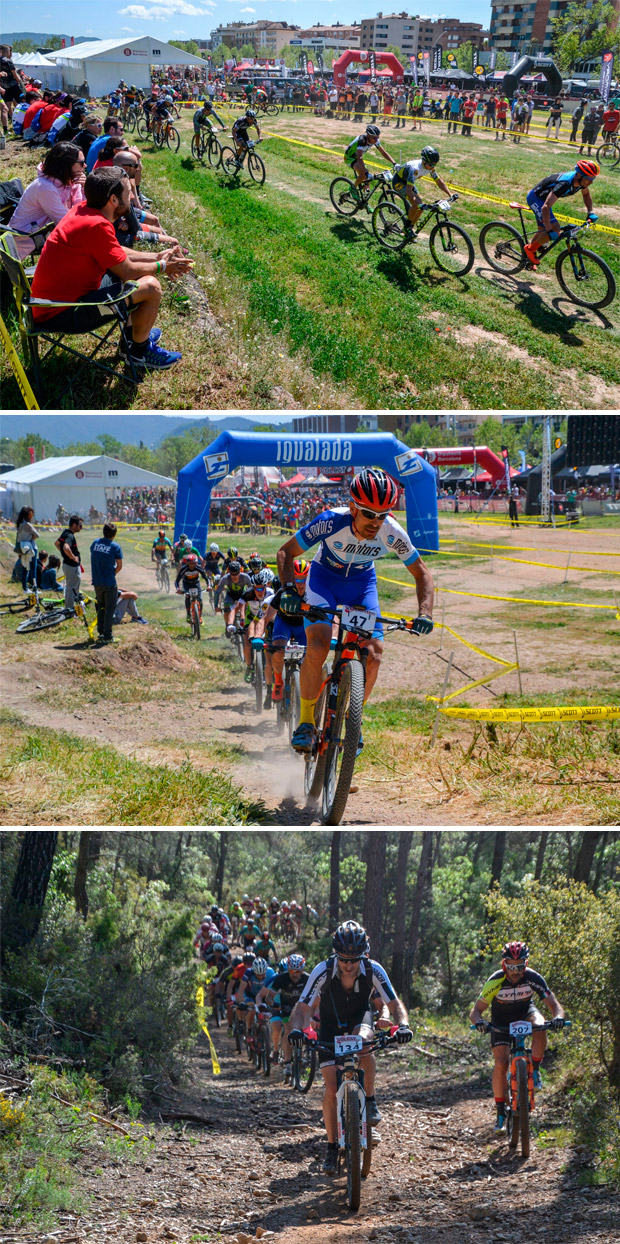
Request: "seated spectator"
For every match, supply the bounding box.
[30,166,192,371]
[39,553,63,592]
[92,134,126,169]
[7,142,86,259]
[49,97,88,145]
[27,93,70,145]
[86,116,124,172]
[74,114,103,158]
[112,150,178,246]
[21,89,53,141]
[11,90,40,136]
[113,586,148,625]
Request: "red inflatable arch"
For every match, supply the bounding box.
[332,49,404,90]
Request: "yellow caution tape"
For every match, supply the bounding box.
[439,539,620,559]
[377,573,620,616]
[196,985,221,1075]
[499,554,620,575]
[440,704,620,722]
[439,622,515,666]
[0,314,39,410]
[429,661,519,704]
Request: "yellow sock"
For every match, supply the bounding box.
[298,696,318,726]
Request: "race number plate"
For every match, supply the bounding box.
[509,1020,532,1037]
[288,645,306,660]
[341,605,376,634]
[334,1034,363,1056]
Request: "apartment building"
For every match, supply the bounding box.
[432,20,488,52]
[488,0,577,55]
[210,21,300,55]
[294,23,361,50]
[360,13,437,57]
[292,415,359,434]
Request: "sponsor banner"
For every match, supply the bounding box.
[204,452,230,481]
[489,49,497,70]
[474,64,485,76]
[394,448,424,477]
[422,50,430,84]
[410,54,418,85]
[369,48,377,78]
[433,46,442,73]
[307,59,314,75]
[316,50,324,72]
[473,47,479,70]
[446,52,457,65]
[510,51,518,67]
[600,50,614,102]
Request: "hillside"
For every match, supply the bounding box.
[0,414,292,448]
[0,32,95,44]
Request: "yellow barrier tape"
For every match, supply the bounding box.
[439,539,620,558]
[376,573,620,615]
[262,128,620,239]
[440,704,620,722]
[414,547,620,574]
[428,661,519,703]
[380,608,514,667]
[0,314,39,410]
[196,985,221,1075]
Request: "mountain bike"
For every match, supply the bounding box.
[305,1030,398,1210]
[227,621,245,664]
[220,138,266,185]
[16,592,92,636]
[249,637,265,714]
[256,101,280,118]
[472,1019,571,1158]
[0,585,61,616]
[136,112,152,139]
[479,208,616,310]
[123,103,140,133]
[208,980,227,1028]
[291,1024,318,1093]
[153,117,180,153]
[596,136,620,167]
[205,573,218,612]
[372,194,475,276]
[186,586,202,640]
[155,557,170,593]
[232,1010,246,1055]
[280,913,297,941]
[191,125,223,167]
[329,169,396,218]
[275,640,305,743]
[300,604,421,825]
[254,1006,272,1077]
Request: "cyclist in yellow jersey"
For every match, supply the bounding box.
[151,529,172,565]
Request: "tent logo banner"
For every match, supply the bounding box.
[204,452,230,481]
[275,439,353,465]
[600,50,613,102]
[394,448,423,477]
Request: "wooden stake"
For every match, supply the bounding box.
[513,630,523,697]
[563,552,571,584]
[432,649,454,745]
[439,597,446,651]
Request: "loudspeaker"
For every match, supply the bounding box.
[566,415,620,466]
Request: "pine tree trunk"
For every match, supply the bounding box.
[403,831,434,1007]
[573,831,601,886]
[363,833,387,961]
[74,832,90,919]
[215,832,228,904]
[391,831,413,994]
[534,831,549,881]
[490,831,507,888]
[3,831,58,959]
[329,831,341,927]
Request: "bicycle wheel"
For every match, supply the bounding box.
[517,1058,530,1158]
[16,609,67,633]
[265,103,279,117]
[261,1024,271,1077]
[126,110,136,134]
[221,147,239,176]
[137,116,149,139]
[304,679,328,801]
[247,1031,255,1063]
[234,631,245,664]
[288,668,301,746]
[555,246,616,310]
[322,659,365,826]
[207,135,222,168]
[247,152,265,185]
[191,133,203,159]
[166,126,180,153]
[372,200,408,251]
[329,177,360,217]
[234,1019,243,1055]
[162,567,170,594]
[345,1085,362,1212]
[191,600,201,641]
[254,648,264,714]
[212,996,221,1028]
[0,598,31,615]
[297,1044,317,1094]
[276,683,287,735]
[362,1121,373,1178]
[479,221,526,274]
[429,220,475,277]
[597,140,620,165]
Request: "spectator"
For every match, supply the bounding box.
[56,514,83,609]
[74,114,103,159]
[579,103,600,155]
[21,90,51,140]
[570,100,585,144]
[86,115,124,172]
[475,93,485,126]
[113,586,148,627]
[368,87,379,122]
[0,43,25,121]
[495,94,509,141]
[92,134,126,169]
[461,95,476,137]
[29,93,69,144]
[29,167,191,372]
[485,94,496,129]
[90,520,124,644]
[602,101,620,141]
[34,549,48,586]
[394,87,407,129]
[14,506,39,590]
[448,92,462,134]
[112,150,178,246]
[40,554,63,592]
[546,98,563,141]
[7,142,86,259]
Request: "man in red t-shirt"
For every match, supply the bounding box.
[30,166,192,371]
[461,95,476,137]
[495,96,509,141]
[602,105,620,136]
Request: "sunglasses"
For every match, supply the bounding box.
[504,962,527,972]
[337,956,361,965]
[355,505,392,522]
[109,169,129,198]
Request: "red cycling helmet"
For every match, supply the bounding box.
[575,159,599,179]
[183,553,198,565]
[350,468,399,513]
[502,940,529,967]
[293,558,309,579]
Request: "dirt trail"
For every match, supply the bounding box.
[17,1027,618,1244]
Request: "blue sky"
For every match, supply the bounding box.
[3,1,491,43]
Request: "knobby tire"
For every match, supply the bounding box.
[429,221,475,276]
[288,668,301,745]
[304,677,329,801]
[479,221,526,274]
[254,648,264,714]
[345,1085,362,1211]
[518,1058,530,1158]
[555,246,616,310]
[362,1120,373,1178]
[322,658,364,826]
[329,177,360,217]
[16,609,66,633]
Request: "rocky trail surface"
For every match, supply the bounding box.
[7,1029,618,1244]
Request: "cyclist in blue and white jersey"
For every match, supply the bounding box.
[276,467,434,753]
[235,956,276,1038]
[524,158,599,267]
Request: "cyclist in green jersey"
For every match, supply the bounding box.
[390,146,452,239]
[344,124,395,200]
[151,529,172,564]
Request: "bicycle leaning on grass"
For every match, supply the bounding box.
[479,207,616,309]
[471,1018,571,1158]
[15,592,92,636]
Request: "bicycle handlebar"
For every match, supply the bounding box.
[304,1030,400,1057]
[299,601,422,635]
[470,1019,571,1033]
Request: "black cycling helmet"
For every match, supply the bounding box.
[333,920,369,959]
[228,560,241,574]
[243,951,256,965]
[248,555,263,573]
[227,546,238,558]
[421,145,440,166]
[245,107,257,118]
[366,124,380,138]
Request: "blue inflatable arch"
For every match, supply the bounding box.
[175,431,439,554]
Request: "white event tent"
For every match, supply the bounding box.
[0,456,176,522]
[13,52,63,90]
[49,36,206,96]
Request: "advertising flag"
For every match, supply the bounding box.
[298,50,308,74]
[61,38,66,48]
[489,48,497,71]
[510,50,518,67]
[422,50,430,85]
[446,51,456,65]
[410,54,418,85]
[600,50,614,102]
[473,47,479,70]
[28,447,35,464]
[369,48,376,78]
[316,49,324,72]
[433,46,442,72]
[307,59,314,75]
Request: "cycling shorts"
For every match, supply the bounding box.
[318,1010,374,1067]
[272,616,307,646]
[344,148,366,168]
[305,561,383,638]
[491,1005,544,1047]
[223,594,243,611]
[526,190,560,232]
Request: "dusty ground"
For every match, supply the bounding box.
[6,1026,618,1244]
[2,519,619,826]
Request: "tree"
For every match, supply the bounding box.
[403,832,434,1007]
[385,44,404,63]
[390,832,413,995]
[490,831,507,888]
[73,831,101,919]
[535,832,549,881]
[495,51,512,71]
[3,831,58,959]
[455,41,474,74]
[214,831,228,904]
[363,834,387,960]
[574,831,602,886]
[329,831,341,927]
[240,43,256,59]
[552,1,620,74]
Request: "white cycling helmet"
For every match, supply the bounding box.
[252,957,268,978]
[210,542,219,552]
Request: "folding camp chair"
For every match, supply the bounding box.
[0,230,141,407]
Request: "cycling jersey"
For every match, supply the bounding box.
[300,956,396,1032]
[222,555,248,573]
[267,585,304,627]
[241,586,272,623]
[253,936,277,961]
[194,105,224,130]
[204,552,224,574]
[239,921,262,946]
[217,572,252,601]
[152,537,172,555]
[344,134,378,163]
[480,968,552,1025]
[530,172,582,200]
[296,507,419,578]
[266,970,309,1017]
[242,966,277,1000]
[204,950,231,973]
[175,563,208,590]
[391,158,439,193]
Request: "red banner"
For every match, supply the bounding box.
[28,447,35,464]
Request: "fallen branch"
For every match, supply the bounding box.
[412,1044,440,1060]
[158,1110,212,1126]
[50,1093,133,1138]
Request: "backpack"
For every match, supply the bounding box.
[0,178,24,223]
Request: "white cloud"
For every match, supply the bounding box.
[171,28,188,34]
[121,26,135,31]
[119,2,214,19]
[240,5,255,9]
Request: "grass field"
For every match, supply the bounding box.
[2,104,620,410]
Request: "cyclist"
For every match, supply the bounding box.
[289,920,413,1173]
[523,159,599,268]
[239,570,272,683]
[180,536,204,563]
[232,107,261,163]
[290,899,303,938]
[153,91,173,142]
[204,542,225,576]
[239,913,262,949]
[263,558,308,703]
[253,927,278,964]
[344,123,395,200]
[108,88,122,117]
[222,547,248,574]
[151,528,172,567]
[276,467,434,753]
[257,953,309,1080]
[142,87,159,131]
[247,552,264,576]
[254,85,268,112]
[268,896,280,934]
[193,98,226,146]
[235,956,276,1038]
[223,950,255,1025]
[241,893,254,916]
[215,560,253,633]
[388,145,452,241]
[173,533,189,564]
[174,552,209,623]
[203,939,231,973]
[469,940,565,1134]
[229,898,245,939]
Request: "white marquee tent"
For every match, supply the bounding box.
[0,456,176,522]
[13,52,63,90]
[49,36,206,96]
